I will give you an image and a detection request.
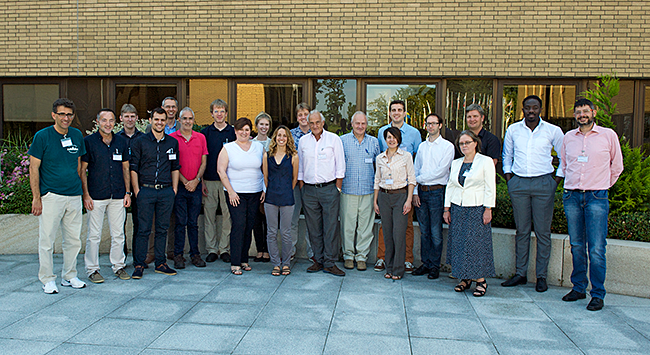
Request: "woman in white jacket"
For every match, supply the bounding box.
[443,130,496,297]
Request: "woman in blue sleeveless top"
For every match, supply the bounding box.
[262,125,299,276]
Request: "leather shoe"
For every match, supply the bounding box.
[323,265,346,277]
[587,297,604,311]
[535,278,548,292]
[357,261,367,271]
[501,275,527,287]
[562,289,587,302]
[206,253,218,263]
[412,265,432,276]
[306,262,323,273]
[220,252,231,263]
[427,268,440,280]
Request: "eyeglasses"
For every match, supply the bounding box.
[458,141,475,147]
[425,122,440,126]
[55,112,74,118]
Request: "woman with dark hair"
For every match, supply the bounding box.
[373,127,416,280]
[443,130,496,297]
[262,125,299,276]
[217,117,265,275]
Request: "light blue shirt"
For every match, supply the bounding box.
[290,126,310,149]
[377,122,422,154]
[341,132,380,195]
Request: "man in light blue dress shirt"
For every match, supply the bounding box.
[340,112,380,271]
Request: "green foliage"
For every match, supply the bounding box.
[0,134,32,214]
[86,118,149,135]
[608,212,650,242]
[314,79,347,127]
[581,73,650,213]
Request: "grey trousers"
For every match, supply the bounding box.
[290,185,313,258]
[508,173,557,278]
[378,191,408,277]
[301,184,340,268]
[264,203,294,268]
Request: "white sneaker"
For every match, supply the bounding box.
[405,262,414,273]
[374,259,385,272]
[61,277,86,289]
[42,280,59,294]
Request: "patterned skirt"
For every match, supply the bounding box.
[446,204,496,280]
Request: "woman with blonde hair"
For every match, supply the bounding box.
[262,125,299,275]
[252,112,272,262]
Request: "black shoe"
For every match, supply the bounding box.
[174,255,186,269]
[587,297,604,311]
[132,265,144,279]
[155,263,177,275]
[412,265,432,276]
[221,252,231,263]
[562,289,587,302]
[253,256,264,262]
[191,255,206,268]
[206,253,219,263]
[535,278,548,292]
[501,275,527,287]
[427,268,440,280]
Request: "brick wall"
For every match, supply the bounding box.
[0,0,648,78]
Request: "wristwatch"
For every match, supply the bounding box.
[125,192,133,196]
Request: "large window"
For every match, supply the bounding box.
[446,79,493,132]
[314,79,357,134]
[2,84,60,139]
[501,84,577,136]
[365,83,436,135]
[188,79,228,126]
[643,83,650,152]
[235,82,304,131]
[114,83,178,122]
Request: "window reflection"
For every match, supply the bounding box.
[314,79,356,134]
[502,84,576,136]
[366,84,435,136]
[115,84,177,121]
[643,85,650,153]
[446,79,493,132]
[236,83,302,131]
[3,84,60,138]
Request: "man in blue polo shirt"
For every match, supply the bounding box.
[81,108,132,283]
[29,98,87,294]
[374,99,422,273]
[130,107,180,279]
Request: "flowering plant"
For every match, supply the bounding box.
[0,135,32,214]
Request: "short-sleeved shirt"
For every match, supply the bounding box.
[28,126,85,196]
[290,126,310,149]
[170,130,208,181]
[81,132,130,200]
[201,124,236,181]
[377,122,422,154]
[477,128,501,161]
[341,133,380,195]
[130,132,180,186]
[117,129,144,157]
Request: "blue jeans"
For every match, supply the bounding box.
[134,186,175,267]
[563,189,609,299]
[415,187,444,270]
[174,184,202,257]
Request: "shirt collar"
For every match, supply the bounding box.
[572,123,601,135]
[93,131,114,145]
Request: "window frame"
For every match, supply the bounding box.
[229,78,310,125]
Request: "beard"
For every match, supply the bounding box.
[577,116,594,127]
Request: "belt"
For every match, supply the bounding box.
[380,187,407,194]
[304,180,336,188]
[142,183,171,190]
[566,189,595,193]
[419,184,445,191]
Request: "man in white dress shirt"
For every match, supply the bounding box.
[298,110,346,276]
[501,95,564,292]
[412,113,455,279]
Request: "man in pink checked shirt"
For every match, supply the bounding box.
[557,98,623,312]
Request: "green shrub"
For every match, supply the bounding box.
[1,135,32,214]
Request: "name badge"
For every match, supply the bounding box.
[318,154,326,160]
[385,179,394,185]
[577,155,588,163]
[169,154,177,160]
[113,154,122,161]
[61,137,72,147]
[364,158,373,164]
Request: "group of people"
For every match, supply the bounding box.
[29,94,622,311]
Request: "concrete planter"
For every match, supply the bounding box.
[1,213,648,298]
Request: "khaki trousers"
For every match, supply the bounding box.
[38,193,83,284]
[203,180,231,254]
[340,193,375,262]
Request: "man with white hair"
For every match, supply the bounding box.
[298,110,346,276]
[340,111,380,271]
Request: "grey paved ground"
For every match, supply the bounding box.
[0,254,649,354]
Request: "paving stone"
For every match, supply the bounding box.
[253,302,334,331]
[330,309,407,336]
[407,311,491,342]
[149,323,246,353]
[68,318,171,348]
[179,302,262,326]
[49,343,142,354]
[235,328,326,355]
[323,332,410,355]
[0,338,59,355]
[482,318,581,355]
[411,337,498,355]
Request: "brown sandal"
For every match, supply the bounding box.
[454,279,472,292]
[271,266,281,276]
[281,266,291,275]
[242,263,252,271]
[391,275,402,280]
[384,273,393,279]
[231,266,243,275]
